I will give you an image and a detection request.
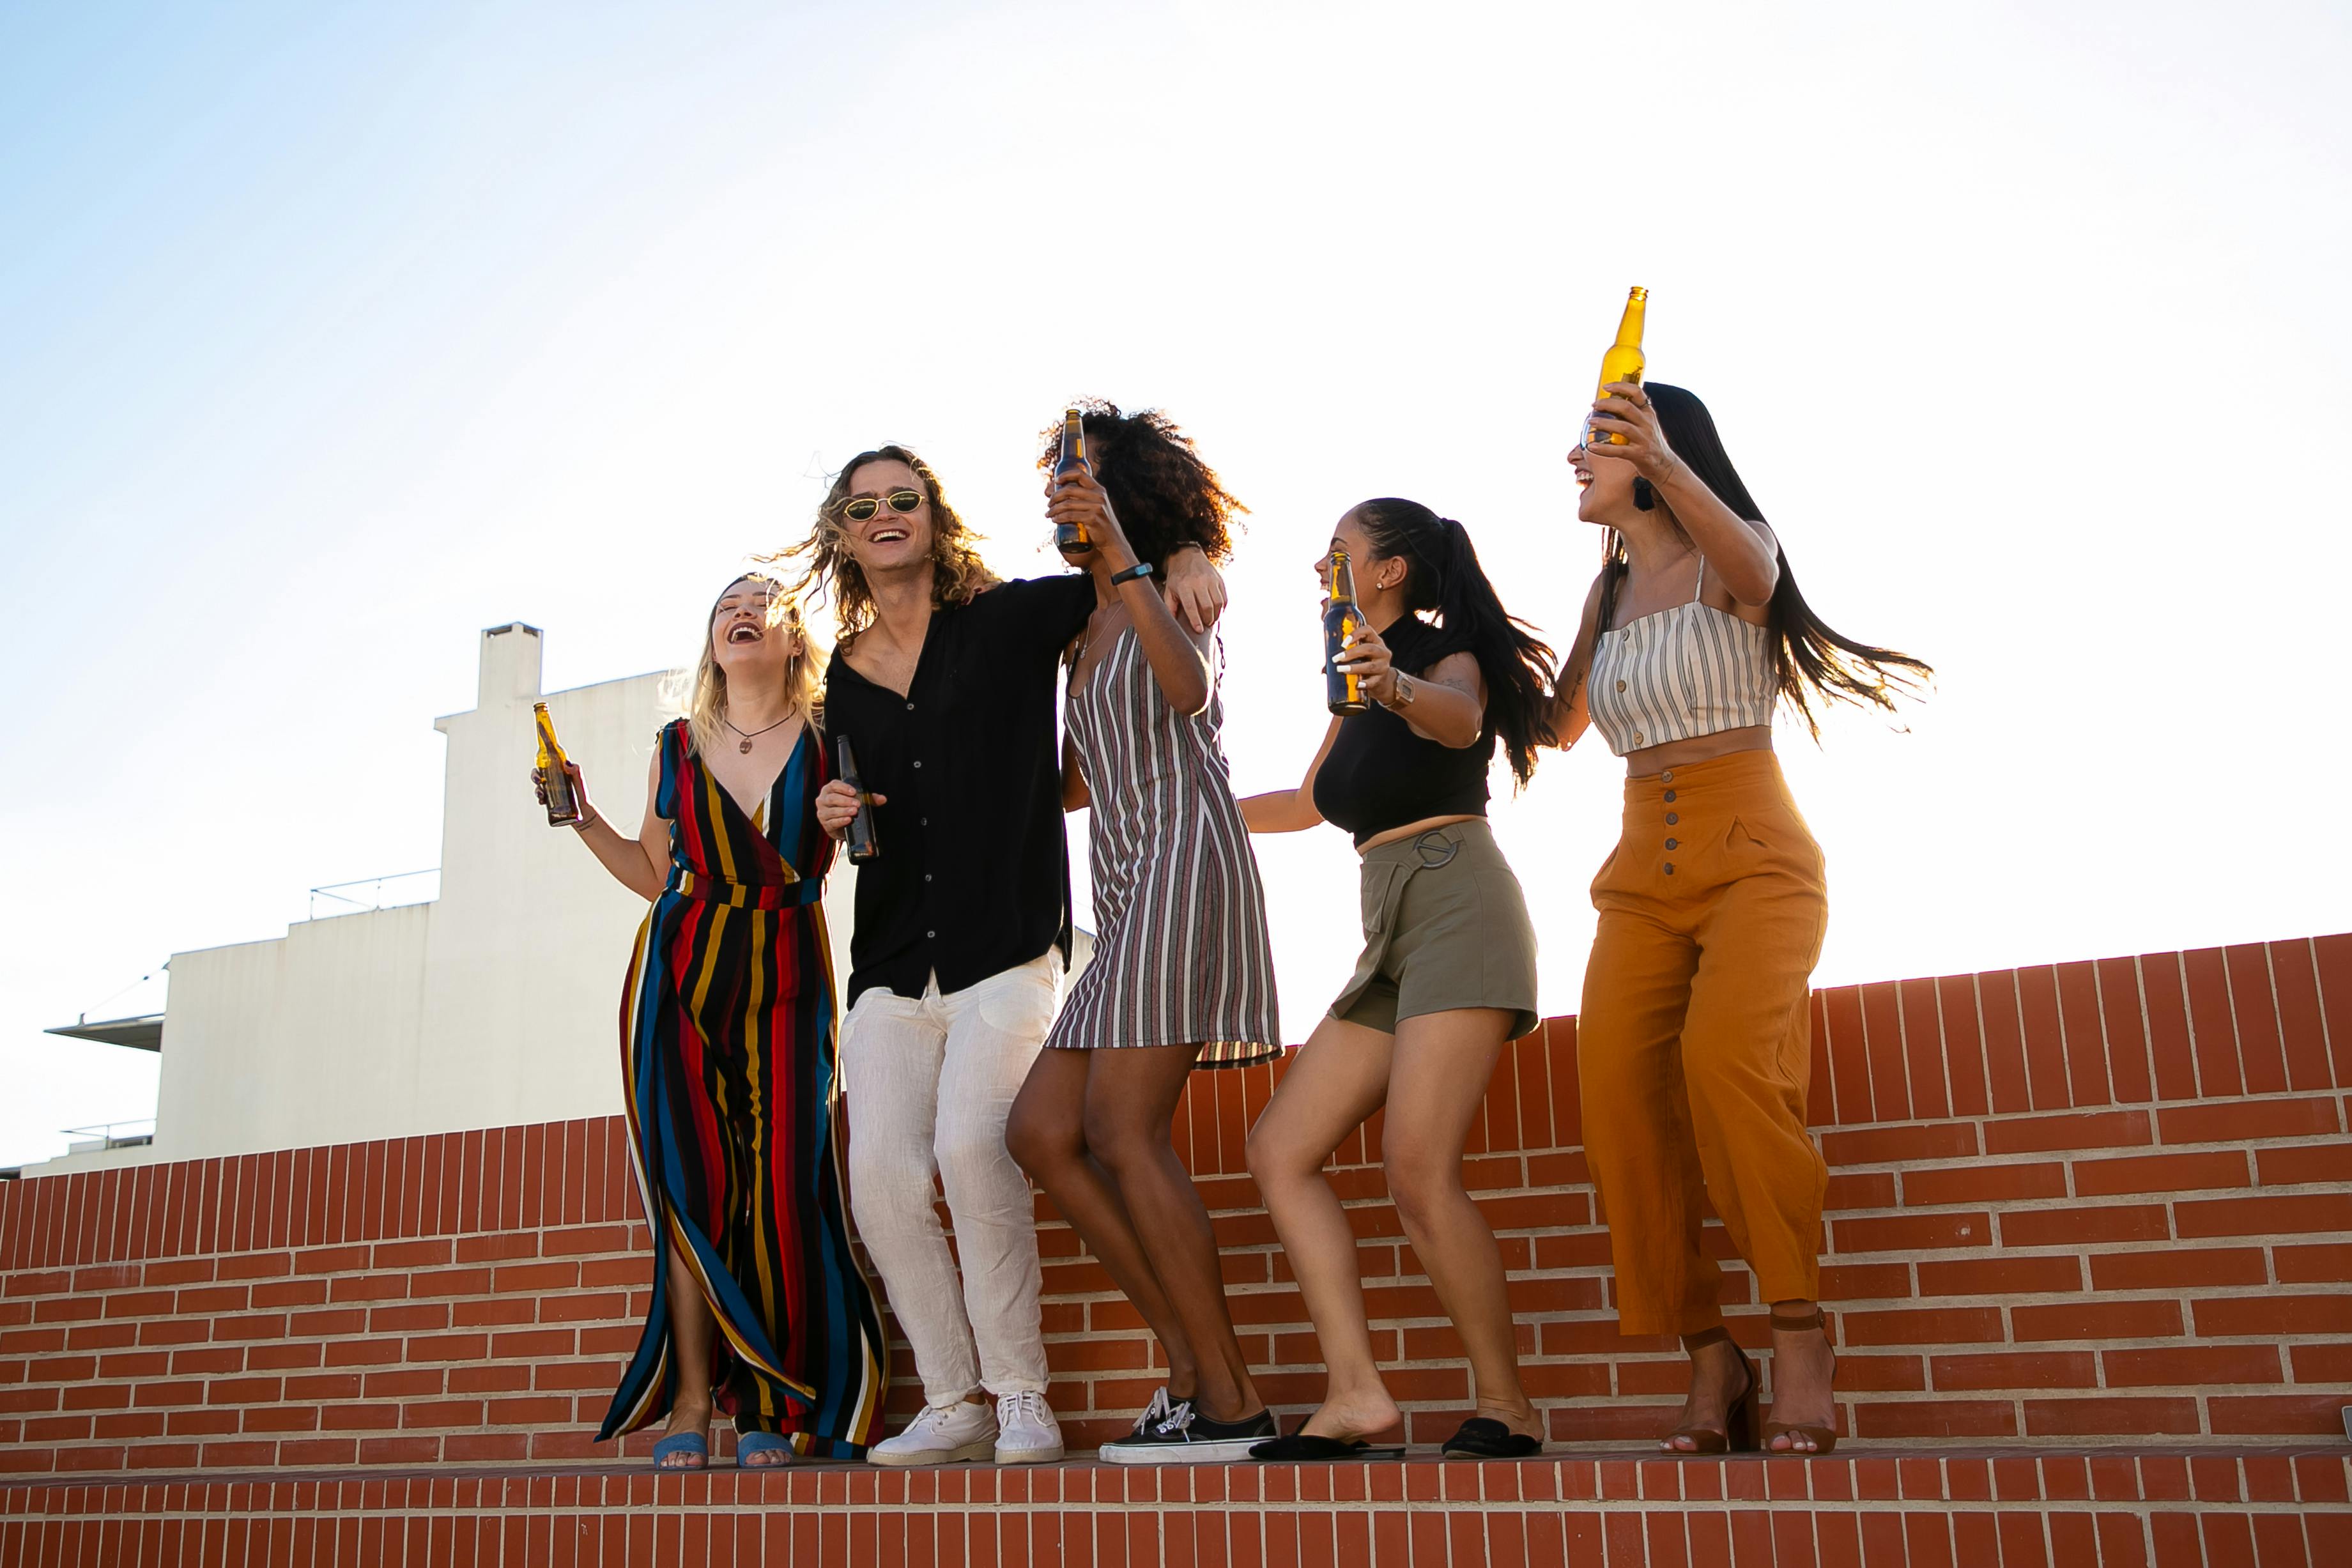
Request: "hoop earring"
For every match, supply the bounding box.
[1633,477,1656,512]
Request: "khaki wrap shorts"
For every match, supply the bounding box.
[1329,817,1541,1040]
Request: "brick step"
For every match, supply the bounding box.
[6,1448,2349,1565]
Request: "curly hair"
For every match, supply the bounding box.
[763,444,999,647]
[1035,401,1245,571]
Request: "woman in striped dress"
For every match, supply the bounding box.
[538,574,886,1468]
[1004,403,1282,1465]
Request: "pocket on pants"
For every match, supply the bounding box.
[1726,810,1823,882]
[977,961,1060,1038]
[838,988,918,1102]
[1588,839,1628,904]
[1360,860,1409,939]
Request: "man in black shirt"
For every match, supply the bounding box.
[800,443,1222,1467]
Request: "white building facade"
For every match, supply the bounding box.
[29,622,855,1174]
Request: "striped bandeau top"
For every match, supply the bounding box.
[1587,554,1777,757]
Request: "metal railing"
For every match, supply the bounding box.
[61,1119,156,1152]
[307,869,440,921]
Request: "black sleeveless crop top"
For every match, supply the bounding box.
[1311,614,1493,848]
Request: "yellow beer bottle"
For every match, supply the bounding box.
[1052,408,1092,554]
[534,703,583,827]
[1323,550,1369,716]
[1590,285,1647,445]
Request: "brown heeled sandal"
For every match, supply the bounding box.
[1762,1305,1840,1454]
[1663,1326,1760,1454]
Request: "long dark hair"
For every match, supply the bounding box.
[1597,383,1931,738]
[1036,401,1245,571]
[1351,499,1557,786]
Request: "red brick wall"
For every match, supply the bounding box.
[2,935,2347,1474]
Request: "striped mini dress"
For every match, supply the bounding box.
[1045,626,1282,1068]
[599,718,887,1458]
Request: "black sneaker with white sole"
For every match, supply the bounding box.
[1098,1394,1278,1464]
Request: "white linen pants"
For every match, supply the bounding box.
[841,955,1057,1403]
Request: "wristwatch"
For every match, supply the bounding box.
[1385,674,1417,709]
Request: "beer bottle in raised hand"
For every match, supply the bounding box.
[835,736,880,865]
[1588,285,1647,446]
[1323,550,1370,716]
[1052,408,1092,555]
[534,702,584,827]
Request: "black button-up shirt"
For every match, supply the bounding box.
[825,573,1097,1006]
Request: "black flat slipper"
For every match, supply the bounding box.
[1440,1417,1542,1459]
[1250,1425,1407,1462]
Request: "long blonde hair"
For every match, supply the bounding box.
[667,573,825,758]
[764,444,999,647]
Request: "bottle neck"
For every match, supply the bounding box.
[1614,300,1646,348]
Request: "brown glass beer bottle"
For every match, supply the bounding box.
[534,703,583,827]
[836,736,880,865]
[1324,551,1370,716]
[1052,408,1092,555]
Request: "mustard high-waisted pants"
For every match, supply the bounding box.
[1578,748,1830,1337]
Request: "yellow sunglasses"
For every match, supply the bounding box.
[840,489,923,522]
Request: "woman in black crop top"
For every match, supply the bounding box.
[1236,498,1558,1459]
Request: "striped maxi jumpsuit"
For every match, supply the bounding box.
[598,719,887,1457]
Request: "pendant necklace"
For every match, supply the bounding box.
[723,714,796,754]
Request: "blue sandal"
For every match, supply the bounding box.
[650,1430,708,1470]
[736,1431,793,1468]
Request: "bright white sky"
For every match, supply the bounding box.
[4,1,2348,1168]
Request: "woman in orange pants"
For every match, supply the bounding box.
[1552,381,1928,1454]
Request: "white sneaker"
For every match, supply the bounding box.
[867,1397,997,1467]
[993,1389,1065,1465]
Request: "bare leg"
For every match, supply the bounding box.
[1006,1047,1199,1399]
[1084,1047,1264,1423]
[1243,1017,1399,1441]
[1385,1010,1538,1438]
[1766,1299,1838,1452]
[661,1243,714,1466]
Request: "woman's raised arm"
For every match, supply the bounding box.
[535,749,670,901]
